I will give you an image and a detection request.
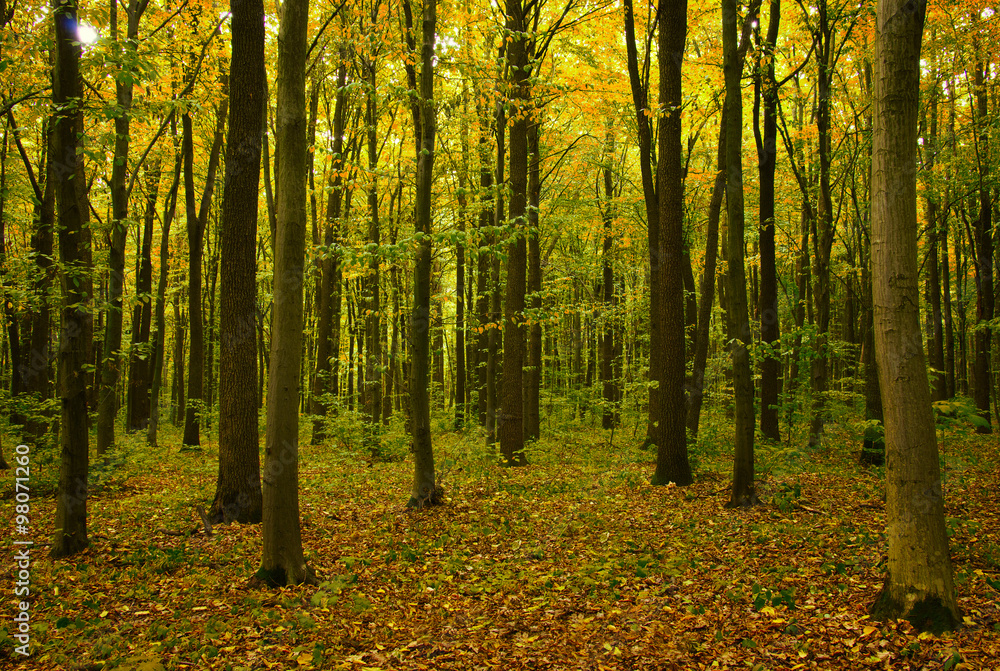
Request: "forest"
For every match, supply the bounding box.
[1,0,999,667]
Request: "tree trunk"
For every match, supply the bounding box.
[311,57,348,444]
[96,0,148,455]
[210,0,264,525]
[148,135,182,446]
[485,103,504,445]
[259,0,313,586]
[524,120,542,441]
[364,51,383,450]
[498,4,529,465]
[408,0,440,508]
[756,0,781,442]
[182,94,227,448]
[126,160,159,432]
[971,50,993,433]
[869,0,958,632]
[600,129,620,430]
[650,0,692,487]
[51,0,93,558]
[722,0,756,506]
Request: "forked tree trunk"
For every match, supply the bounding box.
[869,0,958,632]
[52,0,93,558]
[210,0,264,525]
[259,0,314,586]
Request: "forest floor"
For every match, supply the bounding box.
[2,408,999,670]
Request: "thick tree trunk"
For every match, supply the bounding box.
[408,0,440,508]
[722,0,756,506]
[51,0,93,558]
[210,0,264,525]
[259,0,313,586]
[498,0,529,466]
[869,0,958,632]
[650,0,692,486]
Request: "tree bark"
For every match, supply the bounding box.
[869,0,958,632]
[524,120,543,440]
[209,0,264,525]
[650,0,692,486]
[408,0,440,508]
[722,0,756,506]
[181,94,227,448]
[97,0,148,455]
[971,49,993,433]
[126,159,159,432]
[498,0,530,467]
[148,133,182,446]
[756,0,781,441]
[259,0,314,586]
[52,0,93,558]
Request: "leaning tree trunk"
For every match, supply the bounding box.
[408,0,440,507]
[209,0,264,525]
[259,0,313,586]
[52,0,93,558]
[869,0,958,632]
[650,0,692,486]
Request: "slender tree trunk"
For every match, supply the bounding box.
[600,129,619,430]
[651,0,692,486]
[942,210,955,398]
[971,50,993,433]
[475,109,493,427]
[126,160,159,432]
[148,136,182,446]
[408,0,440,507]
[210,0,264,525]
[52,0,93,558]
[524,120,542,441]
[722,0,756,505]
[182,95,228,447]
[756,0,781,441]
[96,0,147,455]
[869,0,958,631]
[486,103,504,445]
[259,0,314,586]
[364,51,383,449]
